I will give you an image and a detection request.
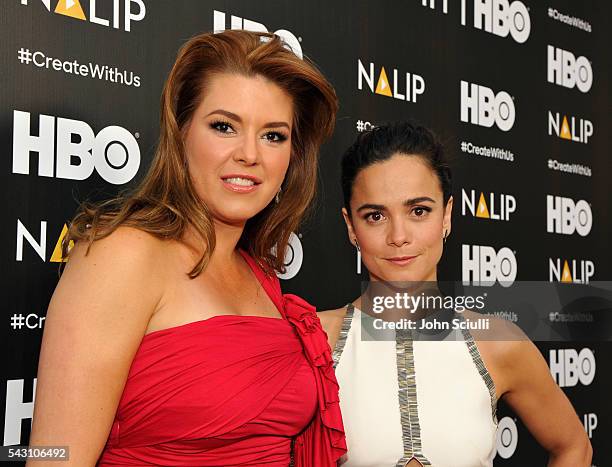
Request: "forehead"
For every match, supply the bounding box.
[198,72,293,120]
[352,154,441,203]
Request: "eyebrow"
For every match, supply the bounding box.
[355,196,436,213]
[204,109,290,130]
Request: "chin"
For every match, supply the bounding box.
[211,206,261,225]
[373,267,428,284]
[388,273,426,284]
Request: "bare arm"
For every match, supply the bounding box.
[501,338,592,466]
[26,227,165,466]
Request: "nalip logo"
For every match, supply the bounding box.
[358,60,425,103]
[20,0,146,32]
[548,111,593,144]
[462,189,516,221]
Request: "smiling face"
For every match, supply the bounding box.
[342,153,453,283]
[183,72,293,226]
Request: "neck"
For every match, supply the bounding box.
[182,217,247,270]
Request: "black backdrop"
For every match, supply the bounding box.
[2,1,610,464]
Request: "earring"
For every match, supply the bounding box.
[354,238,360,251]
[443,230,448,244]
[275,187,282,204]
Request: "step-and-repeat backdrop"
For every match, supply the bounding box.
[2,0,610,464]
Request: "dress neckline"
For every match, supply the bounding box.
[237,247,286,319]
[142,248,286,340]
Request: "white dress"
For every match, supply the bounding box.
[333,304,498,466]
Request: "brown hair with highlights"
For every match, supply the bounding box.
[63,30,338,277]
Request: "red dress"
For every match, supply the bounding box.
[97,248,346,466]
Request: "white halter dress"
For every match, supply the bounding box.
[333,303,498,466]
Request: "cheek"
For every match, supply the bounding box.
[185,128,228,170]
[419,221,443,249]
[355,229,385,273]
[352,223,381,252]
[264,148,291,179]
[418,220,444,270]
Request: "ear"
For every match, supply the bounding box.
[342,207,358,247]
[443,195,453,239]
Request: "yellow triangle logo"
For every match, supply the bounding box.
[561,260,573,283]
[375,67,392,97]
[50,224,74,263]
[54,0,86,20]
[560,116,571,140]
[476,193,490,219]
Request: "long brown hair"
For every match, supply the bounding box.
[63,30,338,277]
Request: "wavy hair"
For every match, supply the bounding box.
[63,30,338,277]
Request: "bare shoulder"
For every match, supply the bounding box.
[461,309,531,399]
[64,225,167,287]
[30,226,171,463]
[318,305,351,349]
[62,224,172,322]
[49,224,170,348]
[461,309,527,343]
[66,225,165,268]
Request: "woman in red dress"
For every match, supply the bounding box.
[28,30,346,466]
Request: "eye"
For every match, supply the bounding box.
[210,120,235,134]
[364,211,386,224]
[262,131,288,143]
[412,206,432,217]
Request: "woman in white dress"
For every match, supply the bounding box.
[319,121,592,466]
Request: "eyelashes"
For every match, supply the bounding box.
[209,120,288,143]
[363,206,432,223]
[412,206,432,217]
[209,120,233,134]
[364,211,384,223]
[263,131,288,143]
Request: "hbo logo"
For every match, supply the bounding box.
[549,348,596,388]
[546,195,592,237]
[547,46,593,93]
[471,0,531,43]
[213,10,302,59]
[12,110,140,185]
[272,232,303,280]
[496,416,518,459]
[460,81,515,132]
[462,244,517,287]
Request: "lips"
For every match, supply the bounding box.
[385,255,418,266]
[220,174,262,184]
[220,173,262,193]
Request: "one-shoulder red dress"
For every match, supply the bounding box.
[97,248,346,466]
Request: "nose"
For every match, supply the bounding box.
[386,218,413,247]
[233,132,260,165]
